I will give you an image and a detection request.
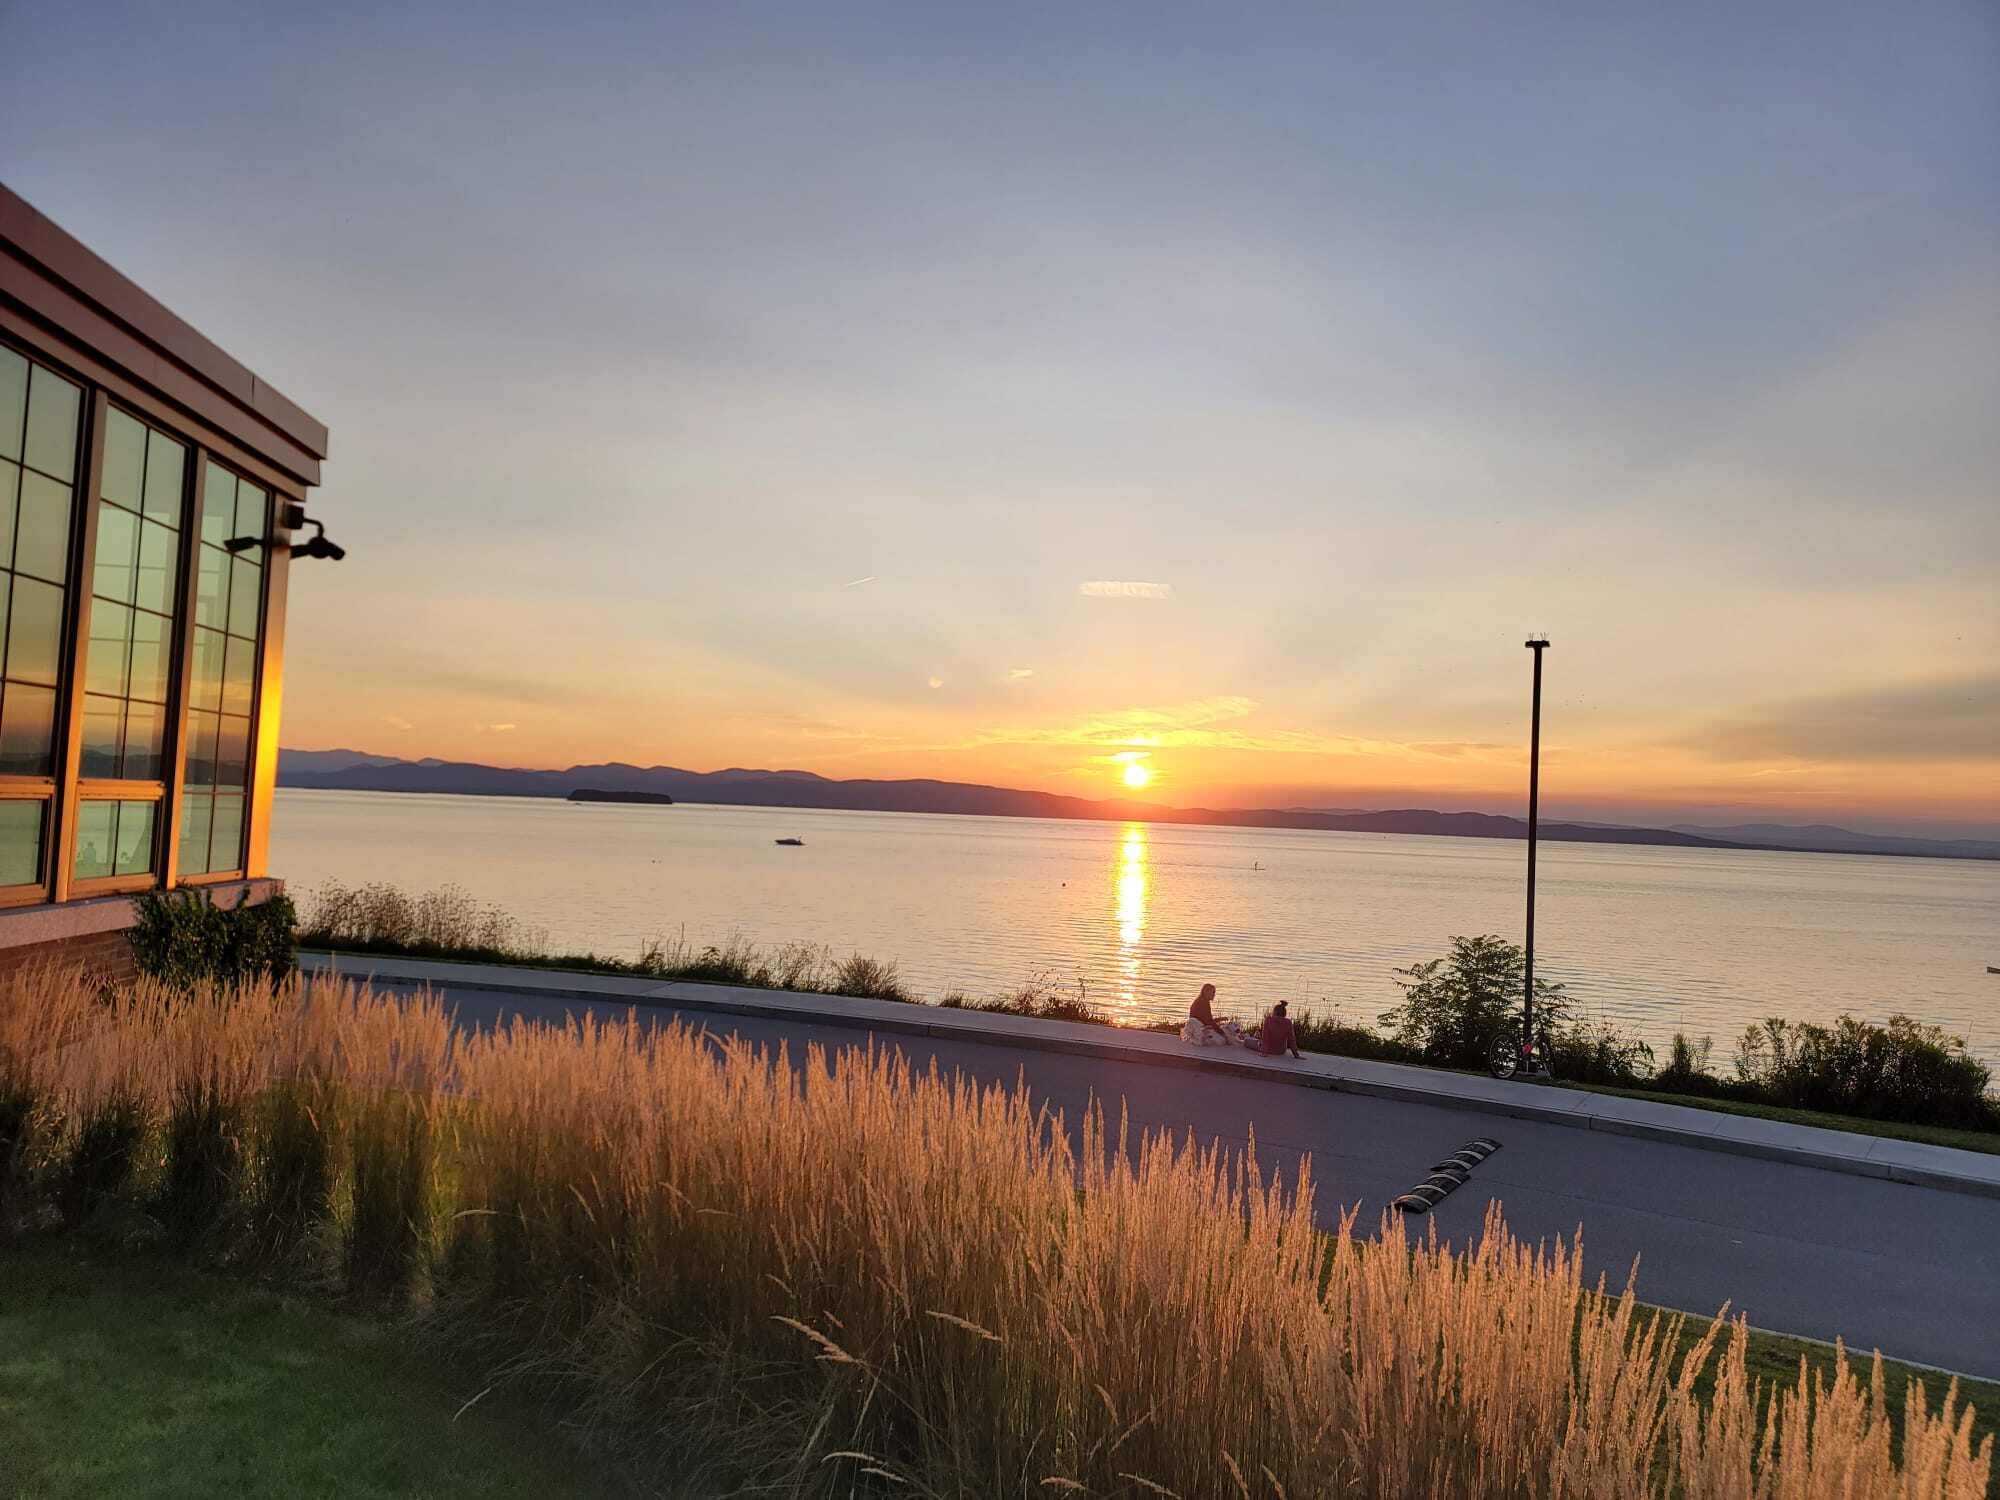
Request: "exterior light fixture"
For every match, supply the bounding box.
[225,501,346,561]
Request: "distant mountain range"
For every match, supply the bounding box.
[276,749,1999,860]
[1667,823,2000,861]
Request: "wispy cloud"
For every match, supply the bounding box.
[955,697,1527,763]
[724,710,877,743]
[927,675,945,689]
[382,714,414,731]
[1079,581,1174,600]
[1006,667,1035,681]
[475,722,518,733]
[842,575,877,588]
[1684,673,2000,764]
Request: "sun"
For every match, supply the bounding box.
[1122,762,1153,790]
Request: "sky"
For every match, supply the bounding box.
[3,0,1996,834]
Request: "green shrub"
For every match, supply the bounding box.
[1652,1032,1738,1098]
[1735,1014,1995,1129]
[830,954,910,1002]
[1290,1010,1416,1062]
[128,889,298,990]
[1378,935,1573,1069]
[1551,1019,1655,1086]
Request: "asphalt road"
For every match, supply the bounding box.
[404,980,2000,1381]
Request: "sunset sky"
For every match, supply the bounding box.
[4,2,1995,834]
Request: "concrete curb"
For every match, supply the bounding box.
[299,952,2000,1202]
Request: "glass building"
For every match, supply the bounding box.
[0,183,325,976]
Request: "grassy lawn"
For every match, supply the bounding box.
[0,1242,629,1500]
[1555,1080,2000,1155]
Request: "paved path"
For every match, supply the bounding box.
[304,953,2000,1381]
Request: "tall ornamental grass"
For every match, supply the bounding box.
[0,965,1988,1498]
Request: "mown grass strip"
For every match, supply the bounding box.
[0,1241,634,1500]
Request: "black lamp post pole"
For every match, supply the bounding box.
[1523,636,1549,1069]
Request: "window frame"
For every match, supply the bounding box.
[64,394,198,900]
[0,779,56,905]
[172,453,270,886]
[0,339,90,908]
[0,342,282,906]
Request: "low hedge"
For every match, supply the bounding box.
[127,889,298,990]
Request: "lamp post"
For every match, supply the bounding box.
[1522,635,1550,1074]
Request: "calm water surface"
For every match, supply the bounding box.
[271,790,2000,1067]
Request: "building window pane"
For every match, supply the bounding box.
[190,627,225,714]
[122,700,165,780]
[0,799,43,886]
[0,347,26,464]
[112,800,156,877]
[0,459,17,571]
[0,683,56,775]
[15,468,73,583]
[200,463,237,548]
[127,610,171,703]
[208,793,244,873]
[184,709,219,788]
[143,430,186,524]
[228,555,262,638]
[215,714,250,789]
[102,409,146,509]
[233,482,266,543]
[73,800,115,881]
[86,600,132,697]
[94,502,140,603]
[178,795,213,878]
[135,520,177,612]
[6,576,64,687]
[23,366,80,483]
[80,696,123,777]
[221,633,258,716]
[195,544,226,628]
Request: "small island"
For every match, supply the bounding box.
[567,789,675,805]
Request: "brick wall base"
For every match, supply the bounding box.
[0,878,282,994]
[0,927,138,987]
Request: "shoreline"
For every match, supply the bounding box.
[273,783,2000,863]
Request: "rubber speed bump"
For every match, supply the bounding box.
[1392,1137,1501,1214]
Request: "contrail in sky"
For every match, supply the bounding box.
[843,575,877,588]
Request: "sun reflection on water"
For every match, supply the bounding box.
[1113,824,1148,1008]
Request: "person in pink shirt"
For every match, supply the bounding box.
[1257,1000,1302,1059]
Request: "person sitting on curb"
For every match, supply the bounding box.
[1256,1000,1303,1060]
[1182,983,1243,1047]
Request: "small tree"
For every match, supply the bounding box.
[1379,934,1571,1070]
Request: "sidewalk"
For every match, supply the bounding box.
[300,951,2000,1201]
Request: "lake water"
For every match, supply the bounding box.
[270,789,2000,1069]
